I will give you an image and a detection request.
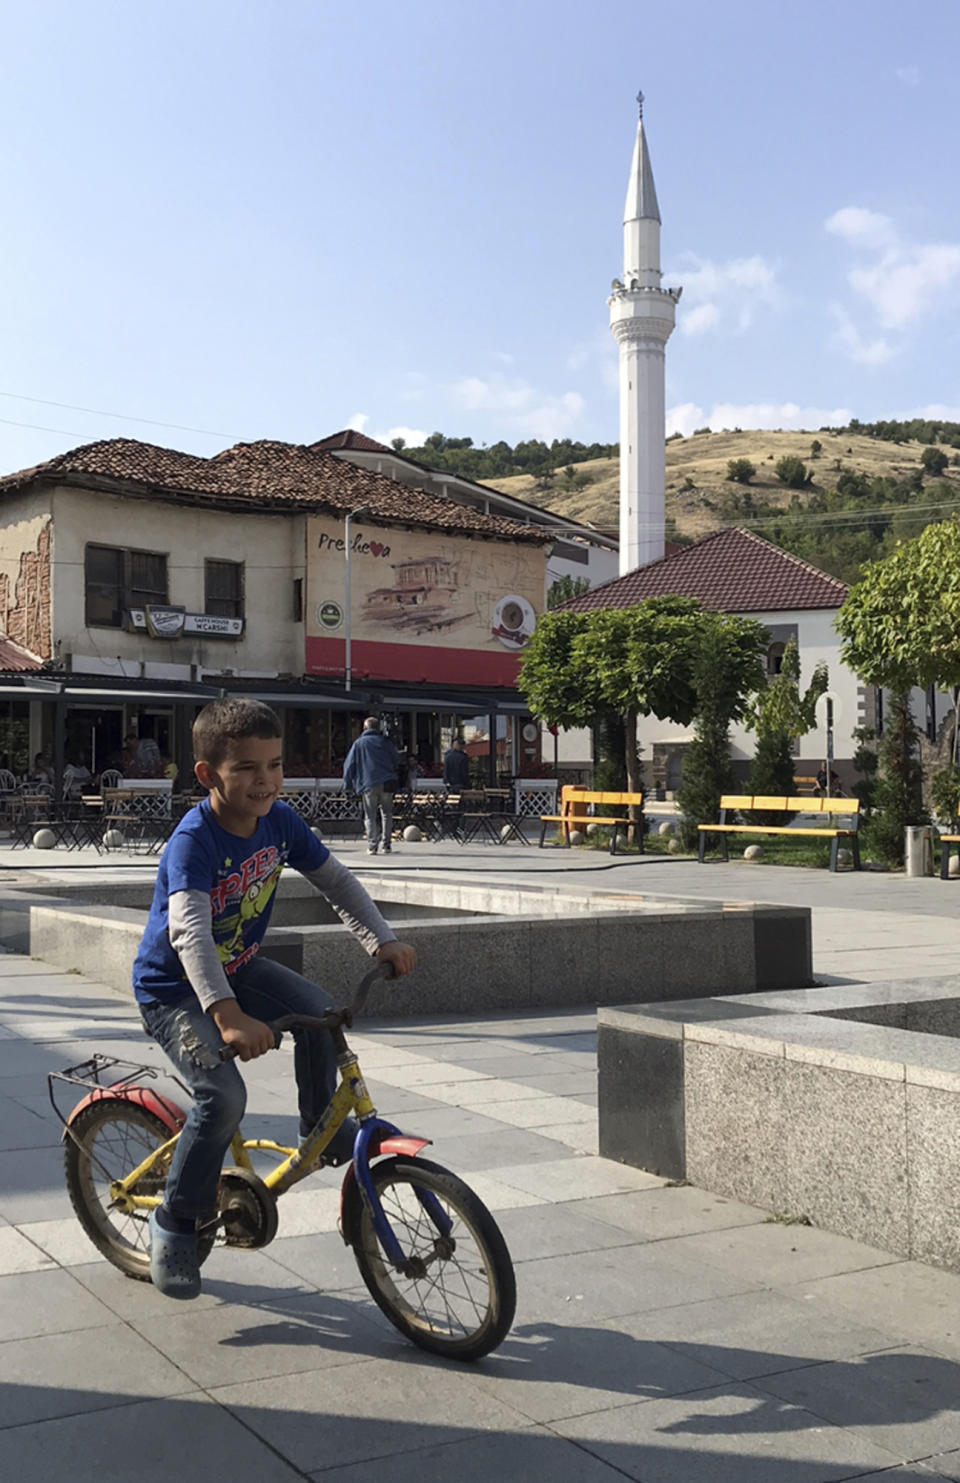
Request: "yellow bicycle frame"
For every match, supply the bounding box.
[108,1053,376,1214]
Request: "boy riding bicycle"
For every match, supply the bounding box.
[133,698,416,1301]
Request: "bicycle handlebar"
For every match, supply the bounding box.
[217,960,396,1062]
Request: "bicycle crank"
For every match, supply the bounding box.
[213,1167,278,1248]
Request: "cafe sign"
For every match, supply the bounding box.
[127,607,245,640]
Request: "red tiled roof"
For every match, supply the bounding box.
[0,438,548,544]
[311,429,397,455]
[562,527,848,614]
[0,636,42,671]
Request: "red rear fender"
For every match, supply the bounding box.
[64,1084,186,1137]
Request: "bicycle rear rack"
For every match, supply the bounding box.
[47,1054,190,1134]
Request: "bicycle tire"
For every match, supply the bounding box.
[64,1098,214,1280]
[344,1155,516,1361]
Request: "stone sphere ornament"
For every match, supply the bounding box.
[102,829,126,850]
[402,825,422,843]
[585,822,600,836]
[32,828,56,850]
[836,847,853,867]
[667,837,682,854]
[658,821,675,836]
[567,830,585,846]
[743,844,764,861]
[949,853,960,878]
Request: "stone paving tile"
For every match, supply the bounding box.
[538,1120,600,1155]
[0,1323,194,1428]
[483,1094,597,1131]
[577,1186,767,1244]
[665,1221,902,1290]
[383,1103,517,1143]
[16,1215,108,1267]
[784,1262,960,1359]
[513,1241,761,1326]
[419,1077,556,1107]
[753,1347,960,1463]
[914,1449,960,1479]
[426,1127,582,1174]
[0,1144,76,1223]
[554,1382,904,1481]
[0,1393,305,1483]
[504,1068,597,1097]
[127,1288,391,1388]
[0,1223,56,1274]
[209,1354,535,1474]
[606,1288,901,1381]
[0,1090,62,1151]
[0,1267,116,1340]
[308,1426,631,1482]
[70,1245,309,1321]
[450,1170,547,1212]
[492,1155,664,1203]
[371,1060,494,1089]
[467,1323,731,1425]
[494,1201,638,1264]
[266,1229,378,1292]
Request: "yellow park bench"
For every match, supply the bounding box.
[539,785,644,855]
[698,793,862,872]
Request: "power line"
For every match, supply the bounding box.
[0,391,232,440]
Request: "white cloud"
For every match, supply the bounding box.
[829,304,896,365]
[896,65,920,86]
[451,375,585,440]
[666,253,780,337]
[826,206,960,352]
[850,243,960,328]
[371,424,428,447]
[492,350,515,365]
[898,401,960,421]
[667,400,852,435]
[825,207,896,252]
[346,412,368,432]
[680,302,720,337]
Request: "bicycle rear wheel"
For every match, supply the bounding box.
[345,1155,516,1361]
[64,1098,213,1280]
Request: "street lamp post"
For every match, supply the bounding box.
[344,506,368,693]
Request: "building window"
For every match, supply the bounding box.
[204,559,244,619]
[85,545,168,629]
[766,642,787,676]
[292,577,303,622]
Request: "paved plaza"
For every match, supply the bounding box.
[2,839,960,1479]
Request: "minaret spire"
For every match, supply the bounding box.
[608,96,680,573]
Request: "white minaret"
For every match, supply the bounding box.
[608,94,681,574]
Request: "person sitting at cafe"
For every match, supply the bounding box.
[63,753,92,797]
[27,752,53,784]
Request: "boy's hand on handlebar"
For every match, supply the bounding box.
[210,999,276,1061]
[376,940,417,976]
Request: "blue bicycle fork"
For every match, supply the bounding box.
[353,1117,453,1268]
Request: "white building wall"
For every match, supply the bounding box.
[49,487,305,679]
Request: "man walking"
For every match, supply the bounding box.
[343,717,399,854]
[443,736,471,791]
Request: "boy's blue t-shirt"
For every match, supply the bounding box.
[133,797,329,1005]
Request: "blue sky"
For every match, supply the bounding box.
[1,0,958,475]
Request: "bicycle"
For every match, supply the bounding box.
[48,963,517,1361]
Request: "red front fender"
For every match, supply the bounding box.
[63,1084,187,1138]
[338,1134,431,1234]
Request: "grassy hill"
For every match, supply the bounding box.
[486,428,960,545]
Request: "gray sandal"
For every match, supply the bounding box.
[149,1210,201,1299]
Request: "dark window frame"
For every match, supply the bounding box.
[204,558,245,620]
[84,544,168,629]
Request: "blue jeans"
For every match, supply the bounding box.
[140,955,339,1222]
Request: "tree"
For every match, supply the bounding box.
[746,638,828,819]
[547,574,590,609]
[727,457,756,484]
[810,439,822,458]
[518,597,708,807]
[677,614,769,847]
[775,456,810,489]
[921,445,948,477]
[390,437,406,451]
[832,524,960,863]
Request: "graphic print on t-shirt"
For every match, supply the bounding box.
[210,843,285,973]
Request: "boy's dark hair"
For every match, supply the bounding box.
[192,698,282,768]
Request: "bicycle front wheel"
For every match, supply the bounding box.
[347,1155,516,1361]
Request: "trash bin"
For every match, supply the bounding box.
[904,825,933,877]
